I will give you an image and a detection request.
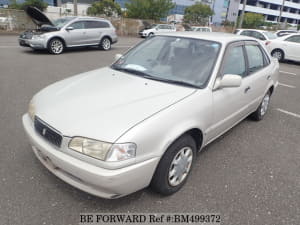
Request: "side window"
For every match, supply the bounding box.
[253,31,266,41]
[85,21,110,29]
[241,30,252,37]
[70,21,85,29]
[245,45,265,73]
[158,25,164,29]
[223,46,246,77]
[285,35,300,43]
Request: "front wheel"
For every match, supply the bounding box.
[251,91,271,121]
[150,135,196,195]
[100,37,111,51]
[48,38,64,54]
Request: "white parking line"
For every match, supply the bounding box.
[277,108,300,119]
[278,82,296,88]
[279,71,297,76]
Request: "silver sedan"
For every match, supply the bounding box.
[23,32,279,199]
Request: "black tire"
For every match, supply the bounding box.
[271,49,284,62]
[99,37,111,51]
[150,135,196,195]
[48,38,64,54]
[148,32,154,37]
[250,91,271,121]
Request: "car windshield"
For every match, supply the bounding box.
[111,36,221,88]
[52,17,75,28]
[263,32,277,39]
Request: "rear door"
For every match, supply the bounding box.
[64,21,87,46]
[84,21,110,45]
[283,35,300,61]
[243,41,272,111]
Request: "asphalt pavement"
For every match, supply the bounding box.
[0,35,299,225]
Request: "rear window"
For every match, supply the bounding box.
[263,32,277,40]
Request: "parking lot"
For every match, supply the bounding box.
[0,34,299,225]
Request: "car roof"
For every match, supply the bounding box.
[74,16,108,21]
[157,32,258,45]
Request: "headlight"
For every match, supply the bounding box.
[69,137,136,162]
[32,34,46,40]
[28,100,35,121]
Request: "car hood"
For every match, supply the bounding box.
[34,67,196,142]
[25,6,54,26]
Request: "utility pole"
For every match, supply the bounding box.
[238,0,247,28]
[74,0,78,16]
[277,0,286,29]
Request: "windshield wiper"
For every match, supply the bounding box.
[141,74,199,88]
[111,66,151,77]
[112,66,199,88]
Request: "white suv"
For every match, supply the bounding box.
[139,24,176,37]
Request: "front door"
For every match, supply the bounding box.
[64,21,87,46]
[207,42,253,141]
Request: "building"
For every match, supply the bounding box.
[212,0,230,25]
[227,0,300,26]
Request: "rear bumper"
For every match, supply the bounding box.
[22,114,160,199]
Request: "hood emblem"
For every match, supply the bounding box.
[42,128,47,136]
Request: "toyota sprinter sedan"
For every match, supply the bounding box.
[23,33,279,199]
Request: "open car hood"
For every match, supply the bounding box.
[25,6,54,26]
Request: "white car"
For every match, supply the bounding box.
[23,33,279,199]
[274,30,298,37]
[192,26,212,32]
[267,33,300,62]
[139,24,176,37]
[235,29,277,45]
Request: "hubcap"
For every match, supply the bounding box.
[51,40,63,54]
[272,51,282,60]
[260,94,270,116]
[168,147,193,187]
[102,39,111,50]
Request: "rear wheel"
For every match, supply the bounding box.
[251,91,271,121]
[271,49,284,62]
[100,37,111,51]
[48,38,64,54]
[150,135,196,195]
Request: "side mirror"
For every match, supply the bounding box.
[156,28,159,30]
[66,26,74,31]
[115,53,123,61]
[214,74,242,90]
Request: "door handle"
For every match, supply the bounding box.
[267,75,271,80]
[244,86,251,93]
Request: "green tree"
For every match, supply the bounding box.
[87,0,121,17]
[9,0,48,11]
[183,2,214,25]
[241,13,264,29]
[125,0,175,21]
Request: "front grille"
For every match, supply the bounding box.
[34,117,62,147]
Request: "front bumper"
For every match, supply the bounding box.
[22,114,160,199]
[19,38,47,49]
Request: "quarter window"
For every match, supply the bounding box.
[223,46,246,77]
[245,45,265,73]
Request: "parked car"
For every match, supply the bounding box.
[234,29,277,45]
[139,24,176,37]
[274,30,298,37]
[23,33,279,199]
[19,6,118,54]
[266,33,300,62]
[192,26,212,32]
